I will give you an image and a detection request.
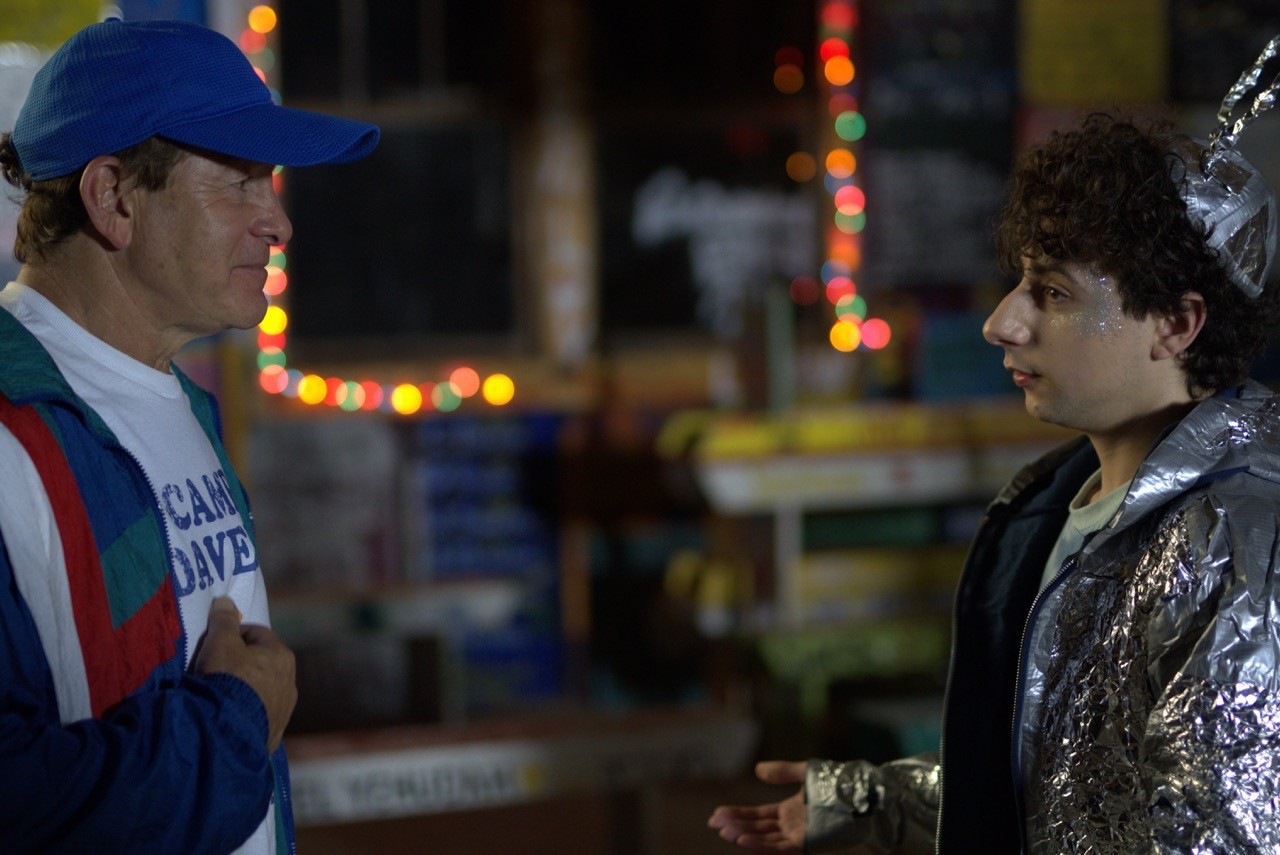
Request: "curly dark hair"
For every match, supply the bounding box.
[993,112,1280,395]
[0,133,187,263]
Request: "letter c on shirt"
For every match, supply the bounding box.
[161,482,192,531]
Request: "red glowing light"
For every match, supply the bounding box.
[418,382,437,410]
[819,38,849,62]
[827,93,859,118]
[239,29,267,54]
[325,377,344,407]
[834,185,866,215]
[774,46,804,68]
[861,318,892,349]
[826,276,856,303]
[259,367,287,394]
[789,276,822,305]
[257,331,285,350]
[360,381,384,410]
[821,2,858,32]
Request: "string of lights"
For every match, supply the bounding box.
[242,0,888,416]
[779,0,890,355]
[237,3,516,415]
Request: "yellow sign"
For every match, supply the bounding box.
[1020,0,1169,106]
[0,0,99,47]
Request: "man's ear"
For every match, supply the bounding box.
[79,156,136,250]
[1152,291,1206,361]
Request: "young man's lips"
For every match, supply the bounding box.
[1011,368,1039,387]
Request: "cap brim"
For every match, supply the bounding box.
[158,101,379,167]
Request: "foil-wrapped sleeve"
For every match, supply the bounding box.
[805,754,939,854]
[1141,494,1280,853]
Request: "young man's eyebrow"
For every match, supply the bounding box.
[1027,259,1069,275]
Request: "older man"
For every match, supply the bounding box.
[0,19,377,854]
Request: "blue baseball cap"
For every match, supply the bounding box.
[11,18,379,181]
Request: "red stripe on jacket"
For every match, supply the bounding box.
[0,394,178,717]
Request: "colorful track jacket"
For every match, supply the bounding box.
[0,310,294,854]
[805,382,1280,853]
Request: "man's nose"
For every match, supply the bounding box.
[983,287,1031,347]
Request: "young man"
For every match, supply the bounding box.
[708,106,1280,852]
[0,19,377,854]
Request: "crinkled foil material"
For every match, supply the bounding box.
[1210,35,1280,159]
[1173,137,1277,299]
[1175,36,1279,298]
[805,756,938,854]
[1018,391,1280,853]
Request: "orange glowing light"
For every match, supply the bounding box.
[861,318,892,349]
[248,5,278,34]
[826,230,862,268]
[482,374,516,406]
[824,56,854,86]
[259,305,287,335]
[773,65,805,94]
[826,149,856,178]
[253,67,267,85]
[450,367,481,398]
[264,266,287,296]
[829,320,861,352]
[785,152,817,182]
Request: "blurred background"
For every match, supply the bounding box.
[4,1,1280,852]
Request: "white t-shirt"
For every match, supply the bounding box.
[0,281,275,854]
[1040,468,1130,591]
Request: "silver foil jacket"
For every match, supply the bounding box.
[804,382,1280,853]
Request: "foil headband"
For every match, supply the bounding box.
[1176,37,1280,298]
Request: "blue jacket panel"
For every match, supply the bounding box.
[0,310,294,854]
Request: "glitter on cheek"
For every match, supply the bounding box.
[1074,271,1127,337]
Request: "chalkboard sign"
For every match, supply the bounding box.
[597,120,818,338]
[284,119,514,343]
[859,0,1016,289]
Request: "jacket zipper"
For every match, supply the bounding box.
[99,431,191,670]
[1009,554,1078,853]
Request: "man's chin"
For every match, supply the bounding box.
[1025,396,1062,427]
